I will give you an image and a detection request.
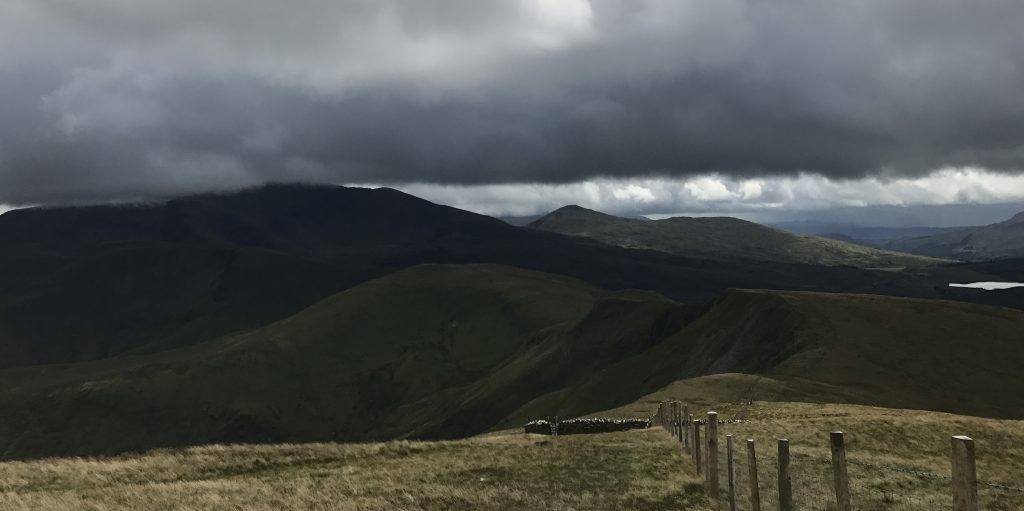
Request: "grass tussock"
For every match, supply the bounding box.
[0,430,710,511]
[609,382,1024,511]
[2,375,1023,510]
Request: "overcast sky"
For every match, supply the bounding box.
[1,0,1023,217]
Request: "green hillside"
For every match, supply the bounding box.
[0,264,1023,459]
[504,287,1024,424]
[888,210,1024,260]
[0,264,693,457]
[529,205,943,268]
[6,184,998,371]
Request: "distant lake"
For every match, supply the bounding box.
[949,282,1024,291]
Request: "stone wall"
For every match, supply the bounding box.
[523,417,650,435]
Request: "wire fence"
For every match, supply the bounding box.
[651,401,1023,510]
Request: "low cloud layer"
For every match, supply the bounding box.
[395,167,1024,219]
[1,1,1023,205]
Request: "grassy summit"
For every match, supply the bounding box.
[529,205,943,268]
[1,399,1020,510]
[0,430,711,511]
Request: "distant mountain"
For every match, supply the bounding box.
[0,183,520,367]
[499,212,650,226]
[0,183,510,253]
[497,214,544,226]
[529,205,941,268]
[1,264,1022,458]
[769,220,968,247]
[886,211,1024,261]
[759,202,1024,229]
[819,232,860,244]
[0,184,1011,371]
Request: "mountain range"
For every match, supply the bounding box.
[1,263,1023,458]
[769,221,968,247]
[1,184,1023,459]
[528,205,941,268]
[886,211,1024,261]
[4,183,1011,369]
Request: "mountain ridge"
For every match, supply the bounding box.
[0,183,1018,374]
[2,183,1000,370]
[1,264,1023,459]
[529,205,942,268]
[887,208,1024,260]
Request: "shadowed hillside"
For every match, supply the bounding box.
[0,264,1023,459]
[514,288,1024,424]
[529,205,942,268]
[0,265,695,458]
[1,184,1001,369]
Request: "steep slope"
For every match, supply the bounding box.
[2,183,993,369]
[513,288,1024,424]
[888,210,1024,260]
[0,265,694,458]
[1,264,1023,459]
[0,184,510,253]
[0,184,518,367]
[529,205,942,268]
[770,220,969,247]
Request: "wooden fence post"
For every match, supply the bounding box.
[705,418,710,484]
[778,439,793,511]
[951,436,978,511]
[830,431,851,511]
[683,405,690,451]
[707,411,719,498]
[693,420,703,475]
[727,435,737,511]
[747,439,761,511]
[673,402,681,440]
[705,424,710,480]
[552,415,560,436]
[677,404,683,443]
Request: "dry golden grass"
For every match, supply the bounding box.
[0,429,711,511]
[3,373,1022,510]
[609,375,1024,510]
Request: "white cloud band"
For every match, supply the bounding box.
[392,167,1024,218]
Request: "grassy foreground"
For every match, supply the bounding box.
[603,375,1024,510]
[0,430,710,511]
[2,375,1023,510]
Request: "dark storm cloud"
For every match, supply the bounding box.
[1,0,1023,205]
